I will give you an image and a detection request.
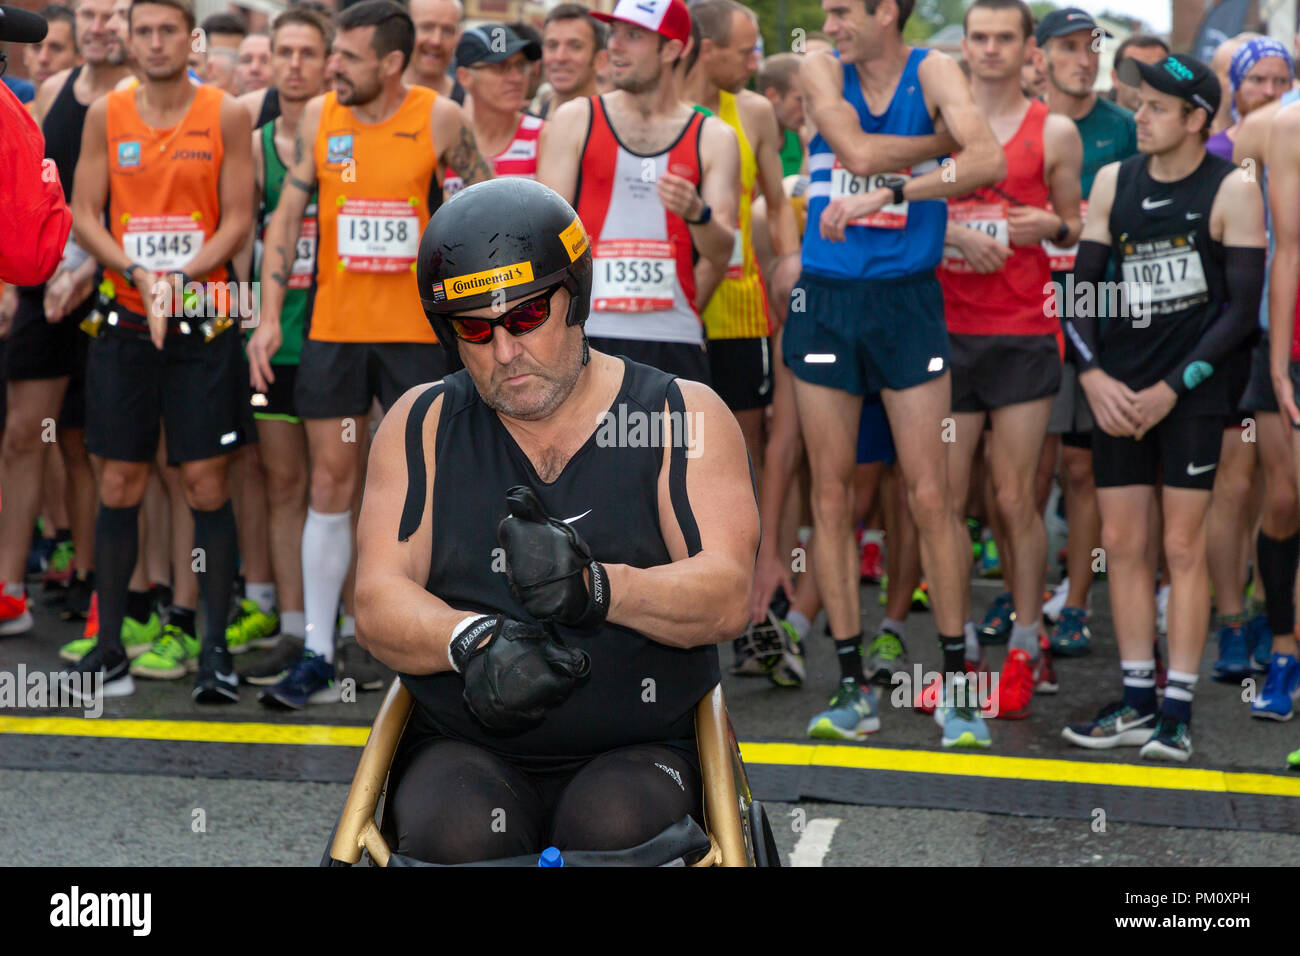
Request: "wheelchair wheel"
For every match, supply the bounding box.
[748,802,782,868]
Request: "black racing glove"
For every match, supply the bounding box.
[448,614,590,735]
[497,485,611,629]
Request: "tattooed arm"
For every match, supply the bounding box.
[250,94,323,393]
[431,95,493,189]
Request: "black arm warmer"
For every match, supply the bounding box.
[1162,245,1266,396]
[1061,239,1111,373]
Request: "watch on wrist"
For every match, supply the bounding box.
[1053,218,1070,244]
[880,175,906,207]
[684,202,712,226]
[123,264,140,285]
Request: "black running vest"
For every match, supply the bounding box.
[254,86,280,130]
[396,360,721,768]
[18,67,88,297]
[1105,151,1235,413]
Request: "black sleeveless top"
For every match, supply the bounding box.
[397,359,721,769]
[18,67,87,297]
[1105,151,1235,413]
[254,87,280,130]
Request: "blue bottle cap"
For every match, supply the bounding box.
[538,846,564,867]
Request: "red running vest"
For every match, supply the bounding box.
[939,99,1055,337]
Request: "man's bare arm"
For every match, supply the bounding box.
[433,95,492,187]
[355,385,470,674]
[535,97,589,204]
[602,381,758,647]
[904,52,1005,200]
[181,96,254,277]
[799,51,958,177]
[1268,105,1300,389]
[236,88,267,127]
[1043,112,1084,246]
[743,92,800,259]
[690,118,739,269]
[258,96,319,319]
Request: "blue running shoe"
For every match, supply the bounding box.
[977,591,1014,645]
[258,649,340,710]
[807,677,881,740]
[1247,614,1272,673]
[934,675,991,749]
[1212,622,1252,682]
[1139,714,1192,762]
[1049,606,1092,657]
[1251,654,1300,721]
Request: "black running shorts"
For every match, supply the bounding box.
[1092,408,1225,491]
[949,332,1062,413]
[706,336,773,411]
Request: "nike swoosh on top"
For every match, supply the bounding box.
[1142,197,1173,210]
[1186,212,1202,219]
[562,510,592,524]
[1186,462,1217,476]
[1094,139,1113,147]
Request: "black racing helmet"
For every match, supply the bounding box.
[417,178,593,351]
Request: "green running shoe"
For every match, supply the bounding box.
[1287,747,1300,770]
[225,598,281,655]
[130,623,200,679]
[58,611,161,662]
[863,628,908,685]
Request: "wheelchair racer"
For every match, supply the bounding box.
[353,178,759,864]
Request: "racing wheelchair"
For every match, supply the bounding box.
[323,680,781,867]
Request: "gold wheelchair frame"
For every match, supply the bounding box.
[324,680,780,867]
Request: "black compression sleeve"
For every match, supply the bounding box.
[1162,246,1266,396]
[1061,239,1111,373]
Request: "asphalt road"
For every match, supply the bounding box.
[2,572,1298,866]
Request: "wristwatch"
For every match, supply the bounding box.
[684,202,712,226]
[1053,218,1070,244]
[881,175,906,207]
[122,263,140,285]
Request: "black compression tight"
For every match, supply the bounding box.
[384,739,703,864]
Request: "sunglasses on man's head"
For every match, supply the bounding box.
[450,285,561,344]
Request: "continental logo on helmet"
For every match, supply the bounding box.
[444,261,536,299]
[559,217,589,263]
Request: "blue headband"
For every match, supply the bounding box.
[1229,36,1293,92]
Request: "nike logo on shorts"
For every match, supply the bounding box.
[1186,462,1217,476]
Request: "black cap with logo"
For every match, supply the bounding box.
[1034,7,1112,46]
[454,24,542,69]
[1117,52,1220,120]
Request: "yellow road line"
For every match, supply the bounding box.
[738,741,1300,798]
[0,715,370,747]
[1,716,1296,799]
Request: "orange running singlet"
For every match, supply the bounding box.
[312,86,440,344]
[105,84,226,315]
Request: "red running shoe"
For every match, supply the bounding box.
[860,538,884,583]
[0,587,33,635]
[985,648,1035,719]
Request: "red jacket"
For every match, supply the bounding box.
[0,80,72,286]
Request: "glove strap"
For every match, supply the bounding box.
[448,614,497,673]
[573,561,610,630]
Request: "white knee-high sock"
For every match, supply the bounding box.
[302,509,351,661]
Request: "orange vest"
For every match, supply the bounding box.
[312,86,439,344]
[105,84,226,315]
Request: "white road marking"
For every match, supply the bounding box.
[790,817,841,867]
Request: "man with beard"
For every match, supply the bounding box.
[247,0,491,709]
[354,177,757,864]
[66,0,255,703]
[536,0,739,382]
[403,0,465,104]
[0,0,131,638]
[536,3,605,119]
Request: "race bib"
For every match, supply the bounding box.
[942,202,1008,270]
[1120,234,1208,316]
[1043,199,1085,271]
[725,228,744,279]
[336,198,420,273]
[122,214,204,272]
[830,161,909,229]
[592,239,677,313]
